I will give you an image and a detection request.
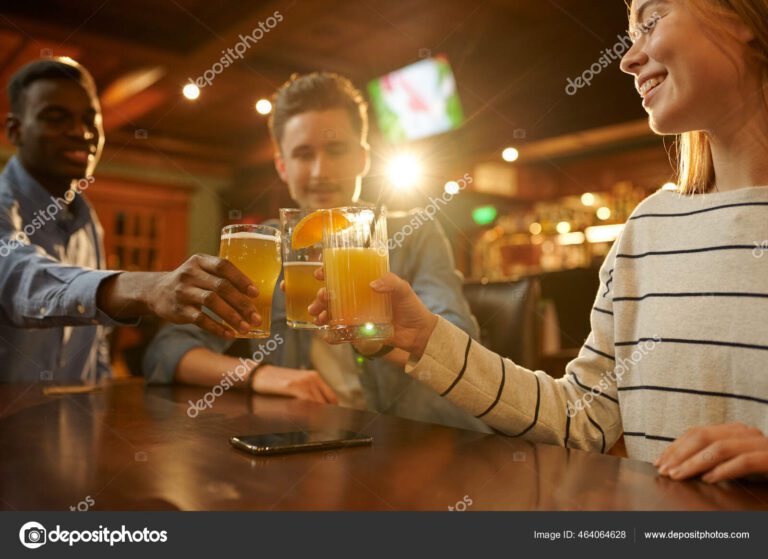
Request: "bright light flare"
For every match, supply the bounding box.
[182,83,200,100]
[444,181,460,195]
[502,147,519,162]
[255,98,272,115]
[387,153,422,190]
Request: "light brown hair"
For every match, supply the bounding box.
[677,0,768,193]
[268,72,368,151]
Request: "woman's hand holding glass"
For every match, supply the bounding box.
[308,268,438,359]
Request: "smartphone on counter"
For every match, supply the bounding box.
[230,430,373,456]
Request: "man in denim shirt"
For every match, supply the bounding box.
[144,73,489,431]
[1,58,271,384]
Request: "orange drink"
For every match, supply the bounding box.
[219,224,281,338]
[321,206,393,343]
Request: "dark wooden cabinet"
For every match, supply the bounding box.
[86,177,190,272]
[86,177,192,377]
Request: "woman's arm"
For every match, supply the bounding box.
[655,423,768,483]
[311,243,624,453]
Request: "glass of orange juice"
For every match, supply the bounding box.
[280,208,324,329]
[219,224,281,338]
[321,206,393,343]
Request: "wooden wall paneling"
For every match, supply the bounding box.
[85,177,191,272]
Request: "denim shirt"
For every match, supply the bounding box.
[0,156,125,383]
[144,212,491,432]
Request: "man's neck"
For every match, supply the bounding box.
[19,159,71,199]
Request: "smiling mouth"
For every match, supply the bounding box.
[61,150,93,165]
[308,187,340,196]
[638,74,667,98]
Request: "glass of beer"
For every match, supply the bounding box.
[219,224,281,338]
[280,208,323,329]
[321,206,393,343]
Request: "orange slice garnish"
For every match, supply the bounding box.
[291,209,350,250]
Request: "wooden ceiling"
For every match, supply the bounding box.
[0,0,647,174]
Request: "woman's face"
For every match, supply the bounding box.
[620,0,755,136]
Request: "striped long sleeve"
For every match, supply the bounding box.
[406,186,768,462]
[406,240,622,454]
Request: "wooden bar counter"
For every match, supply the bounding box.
[1,380,766,511]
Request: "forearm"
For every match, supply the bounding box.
[406,316,621,452]
[382,348,409,366]
[96,272,159,319]
[405,312,439,359]
[0,243,131,327]
[176,347,256,390]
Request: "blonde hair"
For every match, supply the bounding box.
[676,0,768,194]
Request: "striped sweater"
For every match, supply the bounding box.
[406,186,768,462]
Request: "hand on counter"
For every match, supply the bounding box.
[655,423,768,483]
[252,364,338,405]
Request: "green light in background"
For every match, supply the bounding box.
[361,322,377,337]
[472,205,498,226]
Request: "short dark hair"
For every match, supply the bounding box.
[268,72,368,150]
[7,57,97,115]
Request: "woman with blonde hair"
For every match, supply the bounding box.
[312,0,768,482]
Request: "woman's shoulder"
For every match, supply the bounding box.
[626,187,678,220]
[628,184,768,221]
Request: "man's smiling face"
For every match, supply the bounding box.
[10,77,103,184]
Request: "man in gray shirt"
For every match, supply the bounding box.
[144,72,489,432]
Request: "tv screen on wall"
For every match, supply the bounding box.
[367,55,464,143]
